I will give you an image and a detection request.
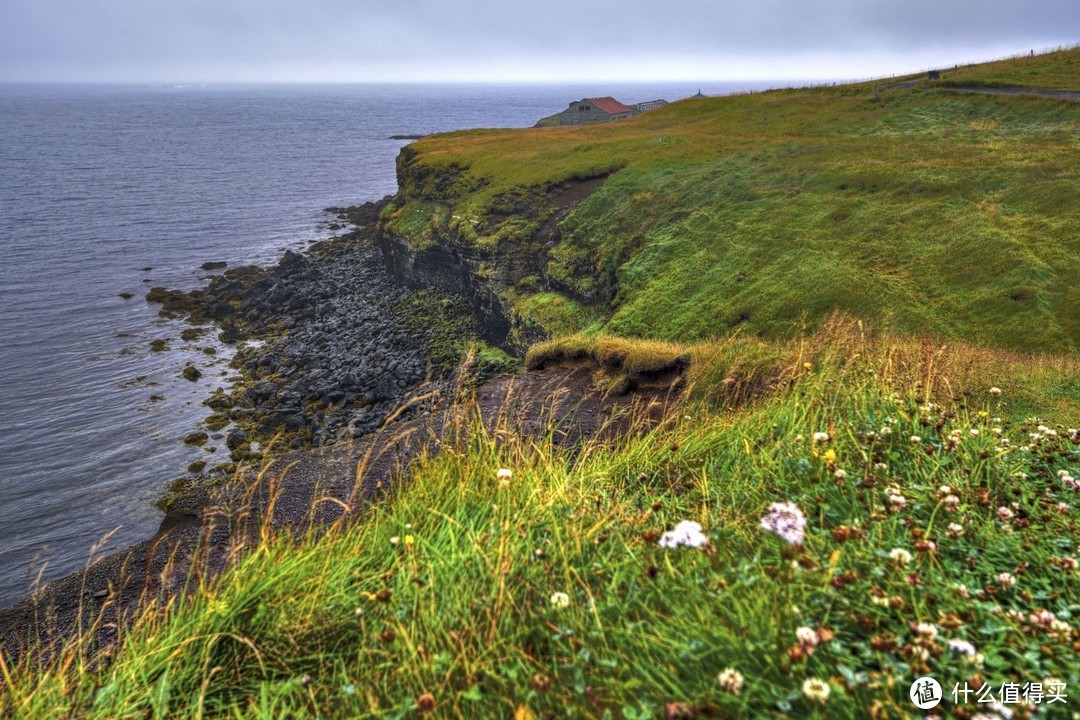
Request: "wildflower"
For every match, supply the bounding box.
[910,435,922,444]
[389,536,400,546]
[873,462,887,470]
[989,387,1002,397]
[1060,556,1077,572]
[717,667,745,695]
[954,583,970,599]
[887,493,907,511]
[549,592,570,610]
[760,502,807,545]
[915,622,939,640]
[1058,502,1070,513]
[417,693,436,712]
[889,548,913,567]
[879,426,892,437]
[1030,609,1057,629]
[948,638,977,656]
[1048,620,1072,642]
[802,678,830,703]
[915,540,936,553]
[796,626,820,652]
[946,523,965,539]
[833,468,847,480]
[813,432,829,443]
[969,428,980,437]
[943,495,960,511]
[496,467,512,480]
[997,506,1015,522]
[910,646,930,662]
[658,520,709,548]
[823,448,837,464]
[996,572,1017,589]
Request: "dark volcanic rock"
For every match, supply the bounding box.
[154,198,478,451]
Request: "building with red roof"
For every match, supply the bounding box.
[558,96,636,125]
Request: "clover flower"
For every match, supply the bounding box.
[946,522,965,539]
[802,678,830,703]
[996,572,1017,589]
[549,592,570,610]
[813,432,830,443]
[915,622,938,640]
[717,668,744,695]
[997,506,1015,522]
[989,387,1002,397]
[948,638,977,656]
[658,520,709,548]
[760,502,807,545]
[889,548,913,567]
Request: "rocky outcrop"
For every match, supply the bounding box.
[145,200,472,454]
[378,160,610,354]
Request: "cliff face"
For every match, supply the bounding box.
[377,147,608,354]
[378,233,515,350]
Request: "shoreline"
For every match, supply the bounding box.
[0,198,482,647]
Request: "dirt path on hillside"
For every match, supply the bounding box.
[0,362,684,661]
[885,80,1080,101]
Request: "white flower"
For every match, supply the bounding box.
[389,536,400,546]
[496,468,512,480]
[997,506,1015,521]
[796,626,819,648]
[833,468,847,480]
[889,548,913,566]
[813,432,830,443]
[946,522,965,539]
[549,592,570,610]
[910,435,922,444]
[760,502,807,545]
[989,387,1002,397]
[802,678,830,703]
[658,520,709,548]
[948,638,977,656]
[717,667,744,694]
[996,572,1017,589]
[915,622,938,640]
[969,428,980,437]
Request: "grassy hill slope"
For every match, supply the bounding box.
[386,47,1080,351]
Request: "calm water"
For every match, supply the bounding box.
[0,81,775,607]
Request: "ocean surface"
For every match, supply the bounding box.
[0,80,778,607]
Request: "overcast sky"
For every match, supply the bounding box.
[1,0,1076,83]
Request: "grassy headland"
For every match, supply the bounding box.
[3,49,1080,718]
[386,46,1080,351]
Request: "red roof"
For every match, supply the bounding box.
[587,97,633,115]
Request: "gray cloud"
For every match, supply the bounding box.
[1,0,1076,81]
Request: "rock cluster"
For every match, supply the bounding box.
[148,200,470,452]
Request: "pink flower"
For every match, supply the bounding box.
[760,502,807,545]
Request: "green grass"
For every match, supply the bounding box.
[384,48,1080,352]
[4,333,1079,718]
[5,50,1080,720]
